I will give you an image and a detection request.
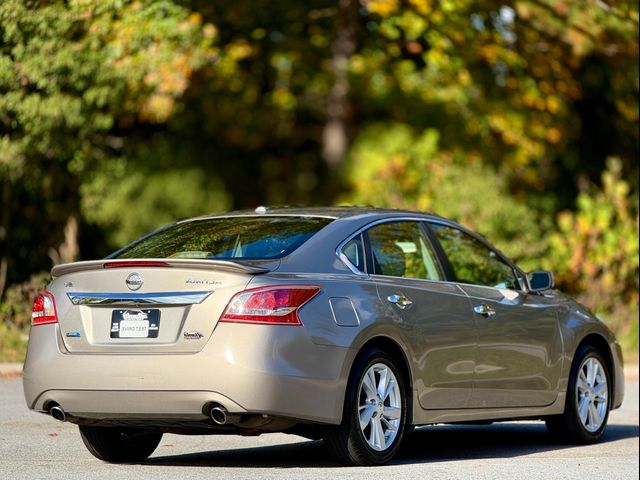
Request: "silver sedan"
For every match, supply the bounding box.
[23,207,624,465]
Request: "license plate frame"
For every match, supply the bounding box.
[110,309,160,339]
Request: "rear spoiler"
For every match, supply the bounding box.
[51,259,271,277]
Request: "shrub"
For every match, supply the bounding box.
[546,158,639,347]
[0,271,51,331]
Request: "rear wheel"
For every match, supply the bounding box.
[79,425,162,463]
[324,349,407,465]
[546,345,610,444]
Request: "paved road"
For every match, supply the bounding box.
[1,379,637,480]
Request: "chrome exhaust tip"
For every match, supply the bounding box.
[210,406,228,424]
[209,405,241,425]
[50,405,66,422]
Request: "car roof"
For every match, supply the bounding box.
[186,206,447,222]
[113,205,518,275]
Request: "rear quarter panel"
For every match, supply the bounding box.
[246,273,415,420]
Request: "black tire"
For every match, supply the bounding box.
[324,349,407,466]
[545,344,611,444]
[79,425,163,463]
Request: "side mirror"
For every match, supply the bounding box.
[527,270,554,292]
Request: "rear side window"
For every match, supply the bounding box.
[342,235,366,272]
[367,221,444,280]
[114,217,333,260]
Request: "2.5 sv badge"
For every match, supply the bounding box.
[183,331,204,340]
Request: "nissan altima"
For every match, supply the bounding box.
[23,207,624,465]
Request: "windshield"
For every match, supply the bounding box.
[113,216,333,260]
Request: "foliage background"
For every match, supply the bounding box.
[0,0,638,361]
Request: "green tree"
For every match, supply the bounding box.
[0,0,637,359]
[0,0,218,290]
[341,122,550,266]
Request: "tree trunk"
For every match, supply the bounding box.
[322,0,359,167]
[0,179,9,300]
[48,216,80,266]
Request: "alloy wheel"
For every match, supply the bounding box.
[575,356,608,433]
[357,362,402,451]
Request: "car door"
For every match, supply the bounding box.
[361,220,477,410]
[429,222,563,408]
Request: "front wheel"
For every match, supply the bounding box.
[546,345,610,444]
[324,349,407,465]
[79,425,163,463]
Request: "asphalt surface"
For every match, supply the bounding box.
[1,378,637,480]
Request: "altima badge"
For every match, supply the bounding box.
[183,331,204,340]
[125,272,143,291]
[186,278,222,286]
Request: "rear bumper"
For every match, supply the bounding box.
[27,389,245,420]
[23,323,353,425]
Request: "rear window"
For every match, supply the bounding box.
[113,216,333,260]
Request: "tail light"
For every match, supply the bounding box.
[31,291,58,326]
[219,285,320,326]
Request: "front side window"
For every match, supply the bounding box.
[113,216,333,260]
[366,221,444,280]
[430,223,519,289]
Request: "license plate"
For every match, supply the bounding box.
[110,310,160,339]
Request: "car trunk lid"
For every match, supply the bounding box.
[49,259,272,354]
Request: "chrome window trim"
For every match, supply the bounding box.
[67,291,213,306]
[367,273,470,295]
[335,216,529,293]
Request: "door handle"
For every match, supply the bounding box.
[387,294,413,309]
[474,304,496,317]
